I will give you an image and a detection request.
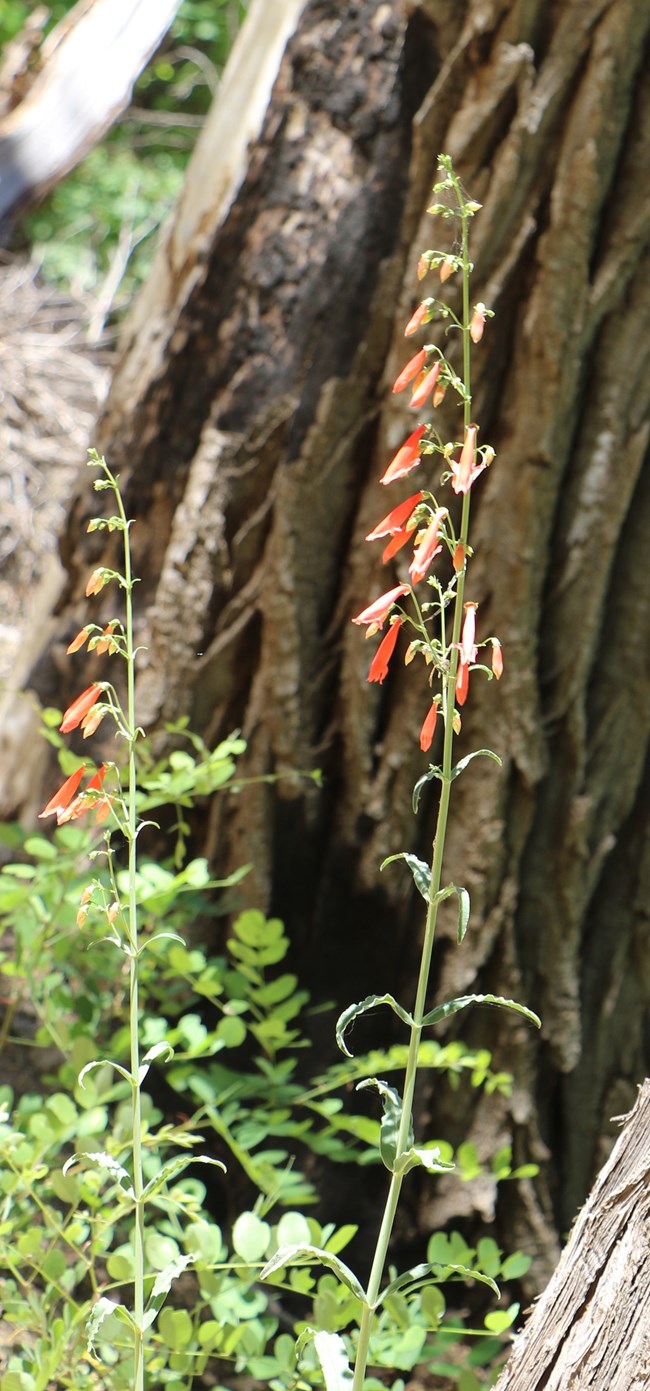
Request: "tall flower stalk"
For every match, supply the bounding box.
[40,454,148,1389]
[263,155,539,1390]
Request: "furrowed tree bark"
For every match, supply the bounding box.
[6,0,650,1293]
[494,1082,650,1390]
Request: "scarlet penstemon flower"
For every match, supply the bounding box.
[60,684,104,734]
[450,424,487,495]
[392,349,426,393]
[404,302,432,337]
[39,766,85,820]
[491,638,504,679]
[419,700,439,751]
[339,158,534,1391]
[409,361,441,410]
[470,302,486,342]
[408,508,448,585]
[367,619,402,685]
[352,584,410,630]
[365,492,423,541]
[380,425,427,485]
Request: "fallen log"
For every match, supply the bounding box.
[0,0,181,231]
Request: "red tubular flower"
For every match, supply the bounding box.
[491,638,504,679]
[60,684,103,734]
[392,349,426,393]
[409,361,441,410]
[38,766,85,820]
[67,628,89,655]
[404,303,430,337]
[57,765,109,826]
[380,425,427,485]
[455,602,479,707]
[86,569,108,597]
[450,425,486,495]
[409,508,448,584]
[420,701,438,752]
[366,492,423,541]
[456,661,470,706]
[382,526,412,563]
[81,704,106,739]
[368,619,402,684]
[352,584,410,629]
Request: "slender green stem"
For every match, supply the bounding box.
[112,472,145,1390]
[352,175,475,1391]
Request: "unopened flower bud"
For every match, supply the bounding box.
[491,638,504,680]
[470,303,486,343]
[452,543,465,573]
[439,257,455,283]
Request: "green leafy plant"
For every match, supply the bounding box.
[0,157,538,1391]
[259,156,540,1391]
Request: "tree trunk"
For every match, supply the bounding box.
[495,1081,650,1390]
[8,0,650,1289]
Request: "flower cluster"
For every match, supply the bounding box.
[352,248,502,752]
[39,589,118,826]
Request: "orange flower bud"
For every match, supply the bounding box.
[393,349,426,393]
[491,638,504,679]
[440,257,455,283]
[86,569,108,597]
[67,628,90,654]
[420,702,438,752]
[469,302,486,343]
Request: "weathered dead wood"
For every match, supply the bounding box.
[496,1081,650,1390]
[0,0,181,229]
[4,0,650,1283]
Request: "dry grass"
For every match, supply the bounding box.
[0,256,111,681]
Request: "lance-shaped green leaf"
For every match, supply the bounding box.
[336,994,414,1058]
[430,881,471,941]
[395,1145,456,1178]
[86,1297,124,1355]
[450,748,502,781]
[142,1153,225,1202]
[260,1244,366,1304]
[78,1058,133,1090]
[62,1150,135,1200]
[357,1077,413,1173]
[143,1253,196,1329]
[380,852,431,900]
[422,993,541,1030]
[297,1328,353,1391]
[376,1260,499,1309]
[413,764,445,813]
